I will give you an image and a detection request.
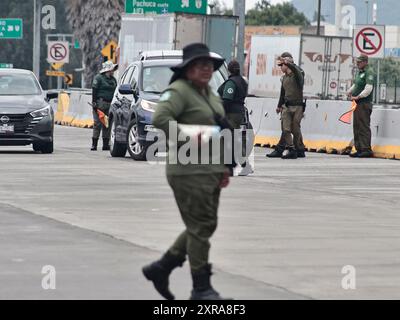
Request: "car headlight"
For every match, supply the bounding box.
[30,105,51,118]
[141,100,157,113]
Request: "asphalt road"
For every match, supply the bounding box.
[0,125,399,299]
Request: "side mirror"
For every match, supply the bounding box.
[46,92,58,100]
[118,84,134,95]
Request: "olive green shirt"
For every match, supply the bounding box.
[92,73,117,102]
[352,66,374,103]
[152,79,226,176]
[278,63,304,107]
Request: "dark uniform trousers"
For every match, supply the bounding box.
[167,173,223,272]
[279,105,305,150]
[353,101,373,152]
[92,100,111,140]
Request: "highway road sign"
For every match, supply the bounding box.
[0,63,13,68]
[354,25,385,58]
[64,74,73,85]
[0,18,23,39]
[47,41,70,63]
[125,0,207,15]
[101,40,118,64]
[46,70,65,77]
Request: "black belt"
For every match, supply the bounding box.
[285,100,303,106]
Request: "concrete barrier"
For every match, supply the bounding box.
[55,91,94,128]
[246,97,400,160]
[54,90,400,159]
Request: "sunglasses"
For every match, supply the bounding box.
[277,64,283,67]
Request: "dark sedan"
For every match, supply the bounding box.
[108,55,227,160]
[0,69,57,153]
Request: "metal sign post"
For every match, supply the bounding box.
[234,0,246,69]
[33,0,42,80]
[46,34,73,89]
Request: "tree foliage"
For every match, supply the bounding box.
[66,0,124,88]
[369,58,400,87]
[246,0,310,26]
[208,0,233,15]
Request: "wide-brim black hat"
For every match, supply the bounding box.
[171,43,225,73]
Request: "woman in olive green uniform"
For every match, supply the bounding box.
[142,43,231,300]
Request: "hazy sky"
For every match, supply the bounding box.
[223,0,288,11]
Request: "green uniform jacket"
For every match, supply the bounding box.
[153,79,227,176]
[278,63,304,108]
[92,73,117,102]
[352,66,374,103]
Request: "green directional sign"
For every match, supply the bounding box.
[0,18,23,39]
[125,0,208,15]
[0,63,13,68]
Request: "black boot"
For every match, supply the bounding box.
[190,264,232,300]
[91,138,98,151]
[266,147,284,158]
[142,251,186,300]
[102,138,110,151]
[282,147,298,159]
[297,150,306,158]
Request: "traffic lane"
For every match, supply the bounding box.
[0,203,304,300]
[0,125,400,299]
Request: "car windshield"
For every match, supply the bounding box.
[142,65,226,94]
[0,73,41,95]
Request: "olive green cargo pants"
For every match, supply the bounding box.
[281,105,305,151]
[92,100,110,140]
[167,173,223,272]
[353,102,373,152]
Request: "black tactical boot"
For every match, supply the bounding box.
[142,251,186,300]
[297,150,306,158]
[102,138,110,151]
[358,150,373,158]
[91,138,98,151]
[190,264,232,300]
[281,148,298,159]
[266,147,284,158]
[349,151,361,158]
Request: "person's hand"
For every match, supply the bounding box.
[219,170,230,188]
[350,96,359,101]
[276,106,283,114]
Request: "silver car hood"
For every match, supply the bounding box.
[0,95,47,114]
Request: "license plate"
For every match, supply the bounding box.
[0,124,14,134]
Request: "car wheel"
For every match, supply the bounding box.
[32,143,41,152]
[127,119,147,161]
[40,141,54,154]
[109,117,127,157]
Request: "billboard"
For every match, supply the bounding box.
[248,35,301,97]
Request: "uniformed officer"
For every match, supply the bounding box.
[347,54,374,158]
[142,43,231,300]
[218,60,253,176]
[91,60,118,151]
[266,52,306,159]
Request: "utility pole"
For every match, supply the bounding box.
[317,0,322,36]
[233,0,246,69]
[33,0,42,80]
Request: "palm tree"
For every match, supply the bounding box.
[66,0,124,87]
